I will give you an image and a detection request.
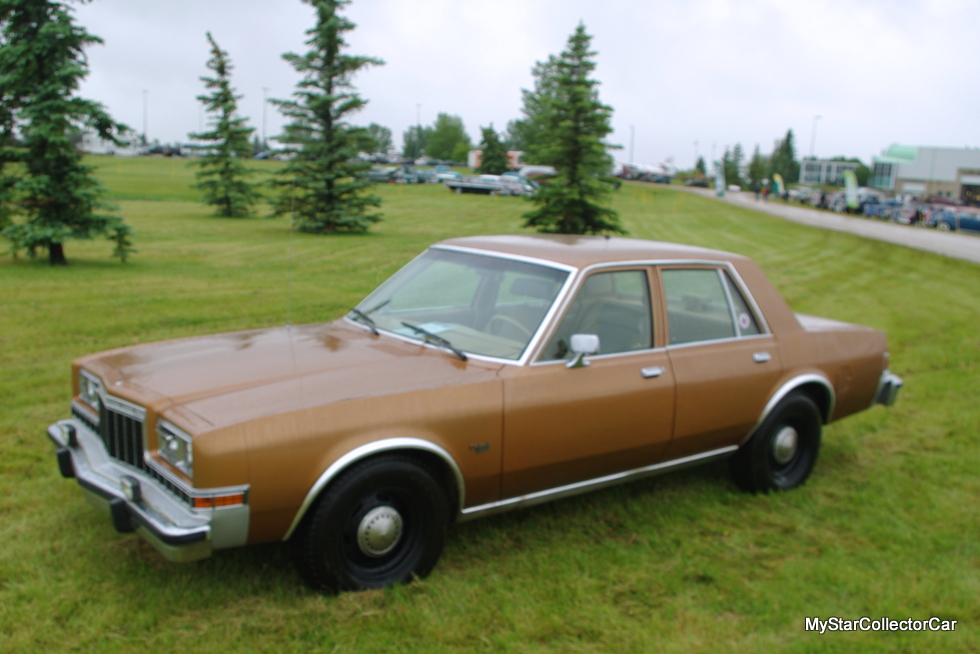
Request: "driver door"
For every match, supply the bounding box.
[499,268,676,498]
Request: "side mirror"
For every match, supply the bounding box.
[567,333,600,369]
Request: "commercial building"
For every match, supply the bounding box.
[870,144,980,203]
[799,159,860,186]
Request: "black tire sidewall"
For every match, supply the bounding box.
[295,456,448,593]
[735,393,822,492]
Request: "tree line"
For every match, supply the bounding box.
[0,0,623,265]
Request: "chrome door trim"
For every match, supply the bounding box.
[458,445,738,522]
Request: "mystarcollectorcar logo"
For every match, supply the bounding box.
[805,617,958,634]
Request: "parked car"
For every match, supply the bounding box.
[431,164,462,183]
[392,165,425,184]
[48,235,902,593]
[930,208,980,233]
[363,166,396,183]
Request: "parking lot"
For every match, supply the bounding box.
[682,187,980,265]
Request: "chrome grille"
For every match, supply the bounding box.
[98,403,147,471]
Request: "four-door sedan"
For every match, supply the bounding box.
[48,235,902,593]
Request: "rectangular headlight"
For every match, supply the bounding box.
[78,371,103,412]
[157,419,193,478]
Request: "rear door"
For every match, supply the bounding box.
[657,265,783,459]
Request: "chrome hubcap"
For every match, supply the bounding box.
[772,426,799,465]
[357,506,404,557]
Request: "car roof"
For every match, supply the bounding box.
[436,234,743,269]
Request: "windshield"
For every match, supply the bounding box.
[353,248,569,360]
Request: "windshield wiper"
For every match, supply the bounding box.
[348,308,378,335]
[400,321,468,361]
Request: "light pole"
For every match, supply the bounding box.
[809,115,822,159]
[262,87,269,147]
[142,89,148,145]
[629,125,634,165]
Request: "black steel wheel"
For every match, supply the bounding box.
[730,392,822,493]
[293,455,449,594]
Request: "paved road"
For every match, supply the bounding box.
[680,187,980,265]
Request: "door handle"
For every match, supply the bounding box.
[641,366,665,378]
[753,351,771,363]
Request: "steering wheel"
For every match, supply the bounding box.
[486,314,532,340]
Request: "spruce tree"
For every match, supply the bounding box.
[477,125,508,175]
[522,24,622,235]
[271,0,382,234]
[509,55,560,163]
[188,32,260,218]
[0,0,134,264]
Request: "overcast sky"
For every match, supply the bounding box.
[73,0,979,169]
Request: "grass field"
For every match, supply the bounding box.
[1,156,978,652]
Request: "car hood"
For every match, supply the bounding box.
[82,320,502,428]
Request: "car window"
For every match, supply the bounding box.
[357,249,568,360]
[723,272,761,336]
[541,269,653,360]
[662,268,736,345]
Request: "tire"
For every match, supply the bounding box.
[730,393,821,493]
[938,221,951,232]
[292,455,449,594]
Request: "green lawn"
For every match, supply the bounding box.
[1,157,977,652]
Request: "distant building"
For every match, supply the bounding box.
[77,130,143,157]
[871,144,980,203]
[467,150,523,170]
[799,159,860,186]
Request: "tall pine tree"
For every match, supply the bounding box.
[508,55,560,164]
[477,125,508,175]
[522,24,622,235]
[188,32,260,218]
[271,0,382,233]
[0,0,134,264]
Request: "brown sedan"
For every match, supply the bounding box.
[48,235,902,593]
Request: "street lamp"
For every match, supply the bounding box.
[809,115,822,159]
[142,89,148,145]
[629,125,634,165]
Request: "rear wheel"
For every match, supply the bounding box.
[730,393,822,493]
[293,455,449,593]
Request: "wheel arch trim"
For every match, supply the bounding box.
[739,373,835,446]
[283,438,465,542]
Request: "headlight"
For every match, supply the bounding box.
[157,419,193,478]
[79,371,102,412]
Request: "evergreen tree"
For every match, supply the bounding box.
[722,143,745,187]
[270,0,382,234]
[0,0,134,265]
[477,125,508,175]
[522,23,622,235]
[0,91,15,231]
[694,156,707,176]
[769,129,800,184]
[509,55,560,164]
[426,113,470,161]
[188,32,260,218]
[747,145,768,186]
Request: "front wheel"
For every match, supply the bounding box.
[293,455,449,594]
[730,393,822,493]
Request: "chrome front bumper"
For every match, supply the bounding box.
[48,419,248,562]
[873,369,903,407]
